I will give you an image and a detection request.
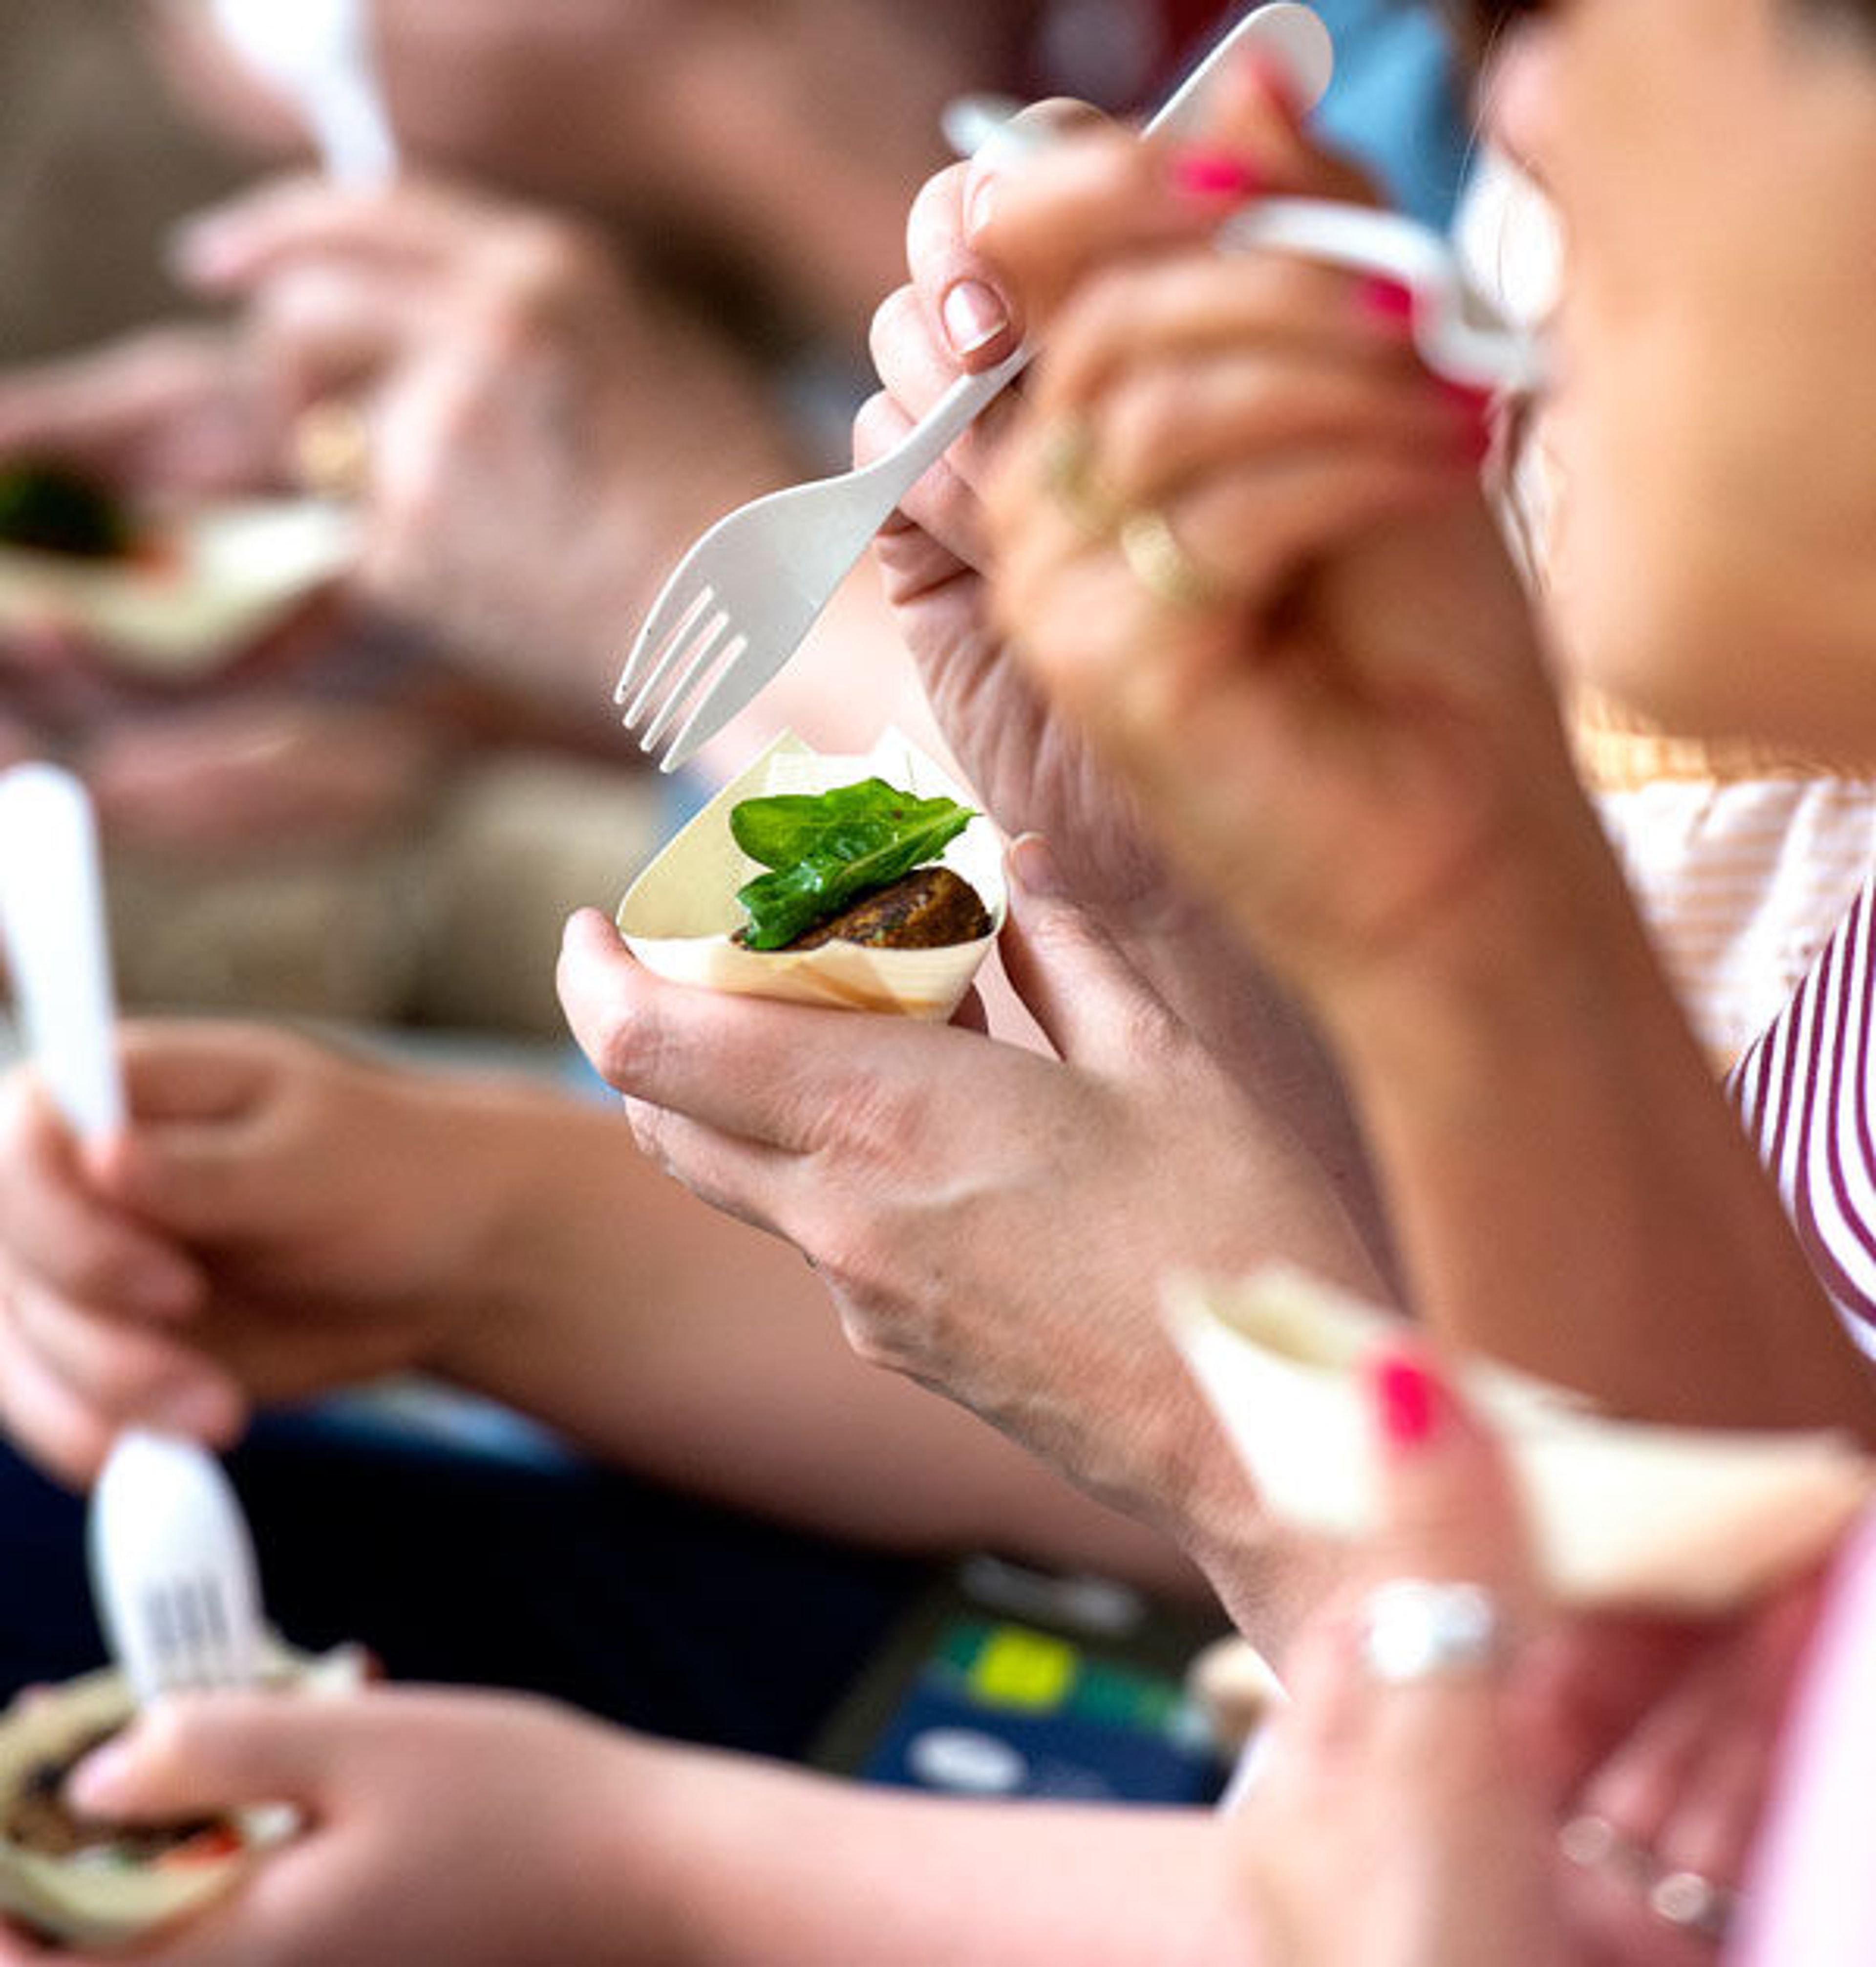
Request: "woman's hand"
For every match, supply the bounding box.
[557,851,1385,1621]
[0,325,282,503]
[861,76,1374,926]
[0,1023,520,1485]
[76,697,447,857]
[1234,1347,1570,1967]
[1232,1349,1828,1967]
[175,175,800,719]
[976,87,1576,1017]
[0,1687,654,1966]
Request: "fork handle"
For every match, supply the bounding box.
[852,346,1032,521]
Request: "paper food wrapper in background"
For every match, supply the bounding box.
[618,729,1006,1021]
[1167,1264,1876,1614]
[0,1642,364,1950]
[0,499,359,681]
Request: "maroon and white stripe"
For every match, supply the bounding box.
[1730,879,1876,1359]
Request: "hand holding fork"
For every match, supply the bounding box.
[613,3,1338,774]
[0,765,264,1704]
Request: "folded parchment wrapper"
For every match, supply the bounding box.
[0,1642,364,1951]
[0,499,358,681]
[1167,1264,1876,1613]
[619,729,1005,1021]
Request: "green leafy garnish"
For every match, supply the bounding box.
[731,778,976,950]
[0,463,132,559]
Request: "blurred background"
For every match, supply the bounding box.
[0,0,1465,1040]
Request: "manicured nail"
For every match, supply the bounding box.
[941,279,1009,357]
[1168,148,1262,205]
[1008,832,1067,899]
[1357,276,1417,329]
[1372,1350,1442,1451]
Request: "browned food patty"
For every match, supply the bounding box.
[780,865,991,951]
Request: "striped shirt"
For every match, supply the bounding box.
[1729,877,1876,1359]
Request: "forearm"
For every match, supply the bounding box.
[614,1745,1255,1967]
[1325,816,1876,1438]
[432,1081,1204,1594]
[1113,895,1396,1291]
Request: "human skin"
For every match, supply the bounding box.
[973,69,1876,1446]
[143,0,1001,340]
[0,1021,1193,1593]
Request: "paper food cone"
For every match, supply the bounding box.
[0,1643,363,1949]
[618,729,1005,1021]
[0,498,358,680]
[1167,1264,1875,1613]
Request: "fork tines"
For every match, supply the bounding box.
[614,583,748,759]
[143,1575,243,1690]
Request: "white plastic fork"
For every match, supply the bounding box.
[89,1429,266,1705]
[614,2,1337,774]
[210,0,399,187]
[1222,197,1548,392]
[0,763,124,1144]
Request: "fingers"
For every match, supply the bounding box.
[1035,250,1436,438]
[865,288,1023,523]
[174,176,500,293]
[0,1076,203,1322]
[5,1270,243,1445]
[1573,1573,1825,1901]
[64,1689,356,1823]
[996,836,1185,1077]
[618,1099,800,1243]
[1364,1348,1530,1590]
[973,60,1374,337]
[905,161,1024,375]
[558,910,933,1153]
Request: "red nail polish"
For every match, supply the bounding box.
[1357,276,1417,328]
[1373,1351,1441,1450]
[1168,148,1263,205]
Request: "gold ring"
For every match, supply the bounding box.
[1038,417,1121,537]
[291,399,373,500]
[1117,504,1218,610]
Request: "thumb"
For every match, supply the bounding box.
[998,833,1177,1072]
[1364,1345,1532,1597]
[65,1689,355,1823]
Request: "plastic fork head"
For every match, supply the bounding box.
[89,1431,265,1704]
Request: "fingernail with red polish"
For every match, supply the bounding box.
[1168,148,1263,206]
[1373,1349,1442,1451]
[942,278,1009,357]
[1357,276,1417,329]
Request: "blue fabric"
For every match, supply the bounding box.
[0,1406,925,1762]
[1308,0,1473,229]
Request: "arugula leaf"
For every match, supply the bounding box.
[730,778,977,950]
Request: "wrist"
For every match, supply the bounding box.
[1316,790,1675,1113]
